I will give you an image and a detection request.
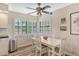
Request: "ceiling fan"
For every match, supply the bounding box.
[26,3,52,15]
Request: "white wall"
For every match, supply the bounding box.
[53,3,79,55]
[0,4,8,36]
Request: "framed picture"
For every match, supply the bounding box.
[70,12,79,35]
[61,17,66,24]
[60,26,67,31]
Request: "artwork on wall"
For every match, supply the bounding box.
[61,17,66,24]
[60,17,67,31]
[60,26,67,31]
[70,12,79,35]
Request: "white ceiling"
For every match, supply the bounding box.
[6,3,72,16]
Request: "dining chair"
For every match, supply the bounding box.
[47,38,62,56]
[32,36,49,56]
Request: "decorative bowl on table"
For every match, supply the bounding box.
[43,36,48,40]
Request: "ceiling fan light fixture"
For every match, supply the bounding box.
[38,3,41,6]
[50,12,53,15]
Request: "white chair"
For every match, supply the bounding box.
[32,36,48,56]
[47,39,62,56]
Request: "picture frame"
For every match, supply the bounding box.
[61,17,66,24]
[60,26,67,31]
[70,12,79,35]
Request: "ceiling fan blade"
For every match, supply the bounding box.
[42,5,51,10]
[27,11,36,14]
[26,7,36,10]
[42,11,52,15]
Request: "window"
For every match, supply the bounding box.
[33,21,37,33]
[22,20,27,34]
[14,18,37,35]
[27,21,32,33]
[14,17,52,36]
[39,20,52,35]
[15,19,19,34]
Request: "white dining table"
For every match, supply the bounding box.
[32,37,62,55]
[32,37,61,48]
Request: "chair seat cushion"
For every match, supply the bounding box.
[41,44,48,48]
